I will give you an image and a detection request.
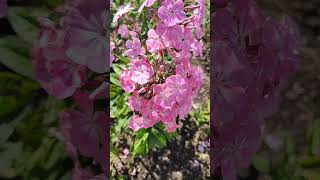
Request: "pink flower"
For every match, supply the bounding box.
[153,84,175,109]
[123,148,130,156]
[190,66,204,93]
[120,70,136,93]
[138,0,157,13]
[112,4,133,26]
[128,114,159,131]
[177,96,192,119]
[128,95,148,112]
[158,0,186,27]
[63,0,108,73]
[129,31,138,38]
[165,74,189,103]
[130,59,154,84]
[191,40,204,58]
[126,38,143,59]
[146,29,163,53]
[173,51,191,64]
[118,24,129,38]
[158,107,176,123]
[163,120,179,132]
[60,91,108,172]
[32,19,86,99]
[169,25,194,52]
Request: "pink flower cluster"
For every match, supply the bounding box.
[32,0,108,178]
[113,0,206,132]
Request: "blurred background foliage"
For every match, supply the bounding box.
[0,0,74,179]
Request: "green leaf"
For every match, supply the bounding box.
[110,145,119,161]
[148,128,167,149]
[0,40,34,79]
[284,134,295,159]
[252,154,270,173]
[132,131,149,156]
[302,170,320,180]
[0,72,39,94]
[311,126,320,156]
[297,156,320,168]
[0,96,18,117]
[112,63,124,76]
[44,141,65,170]
[45,0,64,7]
[114,54,130,64]
[42,97,64,125]
[110,73,121,87]
[0,124,14,144]
[0,142,23,173]
[25,139,55,171]
[7,7,50,44]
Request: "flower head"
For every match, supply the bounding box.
[158,0,186,27]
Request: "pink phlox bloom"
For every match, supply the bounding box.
[120,70,136,93]
[128,114,159,131]
[118,24,129,38]
[158,0,186,27]
[123,148,130,156]
[175,61,193,78]
[170,25,194,52]
[128,95,148,112]
[190,66,204,94]
[112,4,133,26]
[130,59,154,84]
[177,96,192,119]
[159,107,177,123]
[153,84,175,109]
[163,120,179,132]
[173,52,191,64]
[195,26,204,39]
[194,0,206,21]
[63,5,108,73]
[32,21,86,99]
[59,112,79,162]
[165,74,189,103]
[191,39,204,58]
[60,92,108,172]
[139,101,162,121]
[146,29,163,53]
[138,0,157,13]
[155,23,173,48]
[126,38,143,59]
[129,31,138,38]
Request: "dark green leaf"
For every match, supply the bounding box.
[0,39,34,79]
[7,7,50,44]
[252,154,270,173]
